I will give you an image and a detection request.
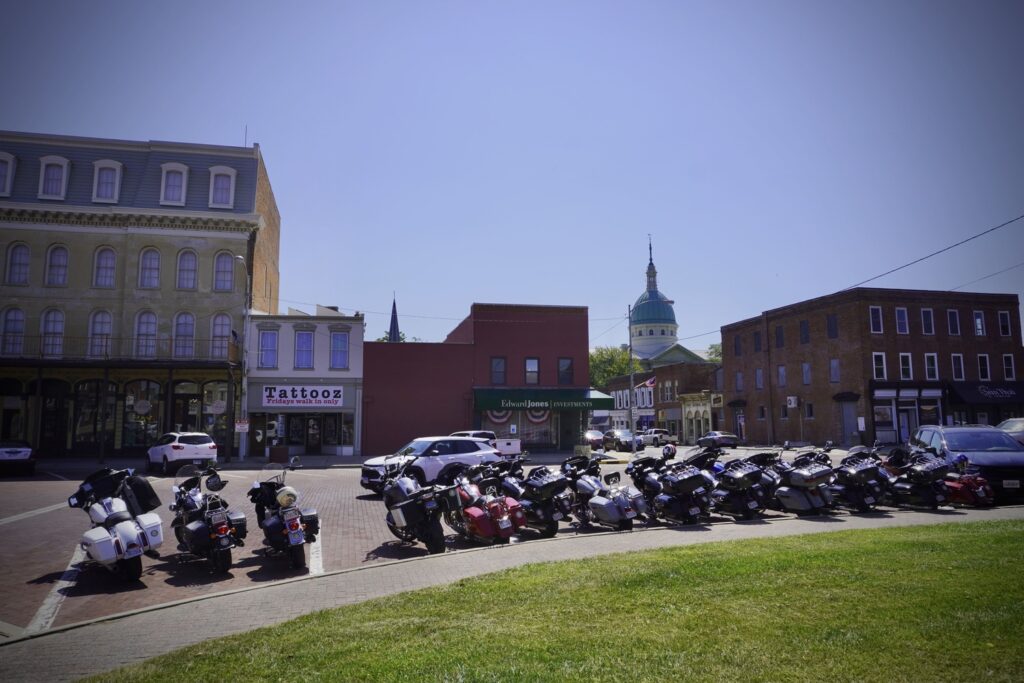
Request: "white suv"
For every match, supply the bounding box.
[360,436,500,494]
[147,432,219,475]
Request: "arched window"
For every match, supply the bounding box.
[176,250,197,289]
[38,155,70,200]
[173,312,195,359]
[89,310,112,358]
[213,252,234,291]
[6,243,29,285]
[41,309,64,357]
[1,308,25,355]
[135,311,157,359]
[138,248,160,288]
[46,245,69,286]
[92,159,122,203]
[93,247,116,288]
[160,162,189,206]
[208,165,237,209]
[210,313,231,359]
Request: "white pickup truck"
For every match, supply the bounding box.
[639,428,679,447]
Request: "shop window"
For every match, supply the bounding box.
[73,380,116,455]
[122,380,163,451]
[525,357,539,385]
[558,357,573,385]
[172,381,201,433]
[202,381,230,448]
[951,354,965,381]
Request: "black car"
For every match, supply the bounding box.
[602,429,636,452]
[910,425,1024,501]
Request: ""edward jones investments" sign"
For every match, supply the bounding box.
[262,385,344,408]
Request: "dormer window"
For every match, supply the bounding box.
[92,159,122,203]
[208,165,236,209]
[38,155,70,200]
[160,162,189,206]
[0,151,15,197]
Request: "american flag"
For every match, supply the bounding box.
[637,376,656,388]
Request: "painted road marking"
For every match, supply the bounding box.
[0,501,68,527]
[25,545,85,634]
[309,536,324,575]
[41,470,69,481]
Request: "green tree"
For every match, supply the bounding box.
[589,345,634,388]
[375,331,422,342]
[706,343,722,363]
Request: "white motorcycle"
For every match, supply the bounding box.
[68,468,165,581]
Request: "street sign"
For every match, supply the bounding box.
[235,419,250,433]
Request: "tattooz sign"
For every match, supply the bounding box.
[262,385,344,408]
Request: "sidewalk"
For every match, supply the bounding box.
[2,504,1021,681]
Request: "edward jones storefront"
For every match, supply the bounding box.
[474,389,614,450]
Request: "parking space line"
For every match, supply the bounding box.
[309,536,324,575]
[41,471,69,481]
[25,545,85,634]
[0,502,68,527]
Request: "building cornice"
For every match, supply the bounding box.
[0,130,257,159]
[0,203,260,231]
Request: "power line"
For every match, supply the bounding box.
[951,261,1024,291]
[843,212,1024,290]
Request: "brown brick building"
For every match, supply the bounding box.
[721,288,1023,447]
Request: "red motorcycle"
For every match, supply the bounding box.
[943,454,995,507]
[443,464,527,544]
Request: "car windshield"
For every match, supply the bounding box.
[395,440,434,457]
[180,434,214,445]
[0,440,30,448]
[997,419,1024,430]
[946,431,1024,451]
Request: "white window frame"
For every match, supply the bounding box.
[294,330,314,369]
[973,310,986,336]
[258,329,278,368]
[45,244,68,286]
[138,248,160,289]
[921,308,934,336]
[37,155,70,200]
[207,165,237,209]
[947,309,960,336]
[998,311,1012,337]
[872,352,887,381]
[210,313,231,360]
[0,151,15,197]
[951,353,965,381]
[924,353,938,381]
[869,306,883,334]
[899,353,913,381]
[978,354,990,381]
[91,159,122,203]
[160,162,189,206]
[1003,354,1016,381]
[213,252,234,292]
[895,307,909,335]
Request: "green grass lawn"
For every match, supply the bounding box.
[93,521,1024,682]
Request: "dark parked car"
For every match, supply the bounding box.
[698,431,739,448]
[583,430,604,450]
[0,440,35,475]
[603,429,636,452]
[910,425,1024,501]
[996,418,1024,447]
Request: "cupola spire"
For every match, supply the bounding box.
[646,235,658,292]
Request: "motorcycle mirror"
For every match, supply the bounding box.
[67,495,78,508]
[206,473,227,491]
[288,455,303,471]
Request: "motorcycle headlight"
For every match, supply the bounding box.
[276,486,298,508]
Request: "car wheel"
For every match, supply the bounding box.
[653,438,660,447]
[161,456,171,476]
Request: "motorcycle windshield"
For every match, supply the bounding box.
[175,464,203,492]
[259,463,287,486]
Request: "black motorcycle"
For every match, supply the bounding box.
[684,446,769,520]
[247,461,320,569]
[494,457,574,538]
[170,465,247,573]
[382,456,459,554]
[628,448,710,525]
[824,445,886,513]
[881,447,951,509]
[744,449,834,515]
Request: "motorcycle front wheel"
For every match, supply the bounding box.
[616,518,634,531]
[288,544,306,570]
[210,548,232,574]
[540,518,559,538]
[424,518,446,554]
[387,520,417,543]
[115,556,143,581]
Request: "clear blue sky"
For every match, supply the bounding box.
[3,1,1022,348]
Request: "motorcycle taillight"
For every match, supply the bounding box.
[287,519,301,532]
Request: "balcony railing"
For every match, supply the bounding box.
[0,335,241,364]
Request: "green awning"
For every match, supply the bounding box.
[474,388,613,410]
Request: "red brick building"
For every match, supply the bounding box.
[362,303,610,456]
[721,288,1023,447]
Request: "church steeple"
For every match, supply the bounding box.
[387,295,401,342]
[646,235,658,291]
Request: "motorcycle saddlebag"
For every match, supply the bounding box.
[908,459,949,484]
[463,505,497,537]
[840,459,879,484]
[788,463,832,488]
[83,527,118,563]
[228,509,247,539]
[184,520,212,552]
[390,499,424,528]
[525,471,568,499]
[122,475,162,515]
[301,508,320,538]
[587,495,621,524]
[136,511,164,549]
[718,462,762,491]
[661,466,705,495]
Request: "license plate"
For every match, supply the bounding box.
[498,518,512,529]
[689,507,701,516]
[552,512,563,521]
[864,496,875,504]
[193,459,203,465]
[747,500,759,509]
[625,510,637,519]
[935,495,945,502]
[1004,480,1021,489]
[288,530,305,545]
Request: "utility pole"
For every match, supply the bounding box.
[628,305,636,456]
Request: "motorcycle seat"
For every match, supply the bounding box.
[103,510,133,529]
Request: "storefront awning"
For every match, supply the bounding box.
[949,382,1024,405]
[473,388,614,410]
